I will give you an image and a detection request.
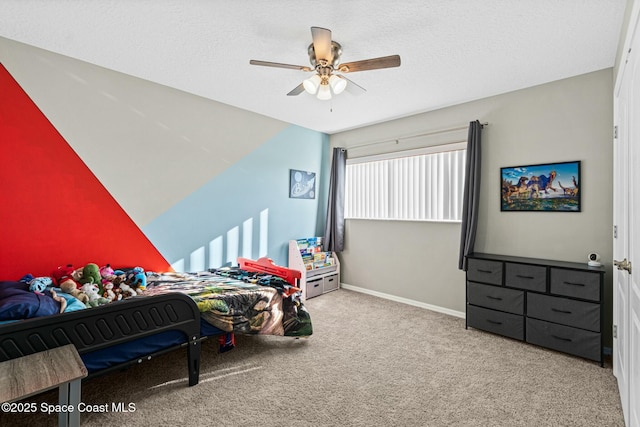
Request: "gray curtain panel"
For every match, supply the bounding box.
[324,147,346,252]
[458,120,482,270]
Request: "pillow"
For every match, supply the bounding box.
[0,281,61,320]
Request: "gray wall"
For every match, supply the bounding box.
[331,69,614,343]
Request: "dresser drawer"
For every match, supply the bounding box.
[527,293,600,332]
[505,263,546,292]
[467,282,524,315]
[323,274,339,292]
[550,269,601,302]
[306,277,323,299]
[467,305,524,340]
[526,318,600,362]
[467,259,503,286]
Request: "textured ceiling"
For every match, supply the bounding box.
[0,0,626,134]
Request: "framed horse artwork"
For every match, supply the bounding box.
[500,160,581,212]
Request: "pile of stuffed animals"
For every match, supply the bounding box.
[21,263,148,310]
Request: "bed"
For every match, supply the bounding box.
[0,257,310,387]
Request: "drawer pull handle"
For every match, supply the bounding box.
[551,335,572,342]
[478,269,493,274]
[563,281,585,287]
[313,284,320,288]
[516,274,534,279]
[551,308,572,314]
[486,319,503,325]
[486,296,503,301]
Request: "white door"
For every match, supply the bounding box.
[613,67,630,424]
[614,6,640,425]
[630,39,640,424]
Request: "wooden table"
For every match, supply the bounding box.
[0,344,88,427]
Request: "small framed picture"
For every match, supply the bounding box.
[289,169,316,199]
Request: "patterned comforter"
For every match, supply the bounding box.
[143,269,312,337]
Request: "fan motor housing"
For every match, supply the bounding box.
[308,41,342,68]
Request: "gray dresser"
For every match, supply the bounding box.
[465,252,605,366]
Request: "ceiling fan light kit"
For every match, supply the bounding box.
[303,74,322,94]
[329,75,347,95]
[250,27,401,101]
[317,83,332,100]
[303,74,346,100]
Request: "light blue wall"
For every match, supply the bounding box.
[143,125,330,271]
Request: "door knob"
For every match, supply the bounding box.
[614,258,632,274]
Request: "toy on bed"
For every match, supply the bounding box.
[126,267,147,293]
[52,265,89,304]
[61,282,89,304]
[80,283,110,307]
[117,282,137,299]
[51,264,77,288]
[99,264,114,279]
[29,280,46,293]
[99,265,118,301]
[101,281,117,302]
[22,276,52,293]
[79,263,103,294]
[49,289,67,313]
[238,257,301,287]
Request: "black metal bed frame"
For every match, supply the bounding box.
[0,292,203,386]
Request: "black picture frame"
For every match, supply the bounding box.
[289,169,316,199]
[501,160,581,212]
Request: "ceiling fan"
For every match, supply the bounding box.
[249,27,401,100]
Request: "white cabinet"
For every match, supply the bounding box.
[288,239,340,300]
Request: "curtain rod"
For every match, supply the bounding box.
[347,122,488,150]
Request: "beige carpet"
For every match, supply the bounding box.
[1,289,624,426]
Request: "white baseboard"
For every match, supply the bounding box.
[339,284,614,359]
[340,283,466,319]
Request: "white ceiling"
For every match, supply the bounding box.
[0,0,626,134]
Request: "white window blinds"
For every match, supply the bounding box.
[345,145,466,221]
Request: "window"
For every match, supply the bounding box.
[344,143,466,222]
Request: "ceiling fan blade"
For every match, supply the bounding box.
[287,83,305,96]
[341,76,367,95]
[338,55,401,73]
[311,26,333,62]
[250,60,311,72]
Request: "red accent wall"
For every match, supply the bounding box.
[0,64,171,279]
